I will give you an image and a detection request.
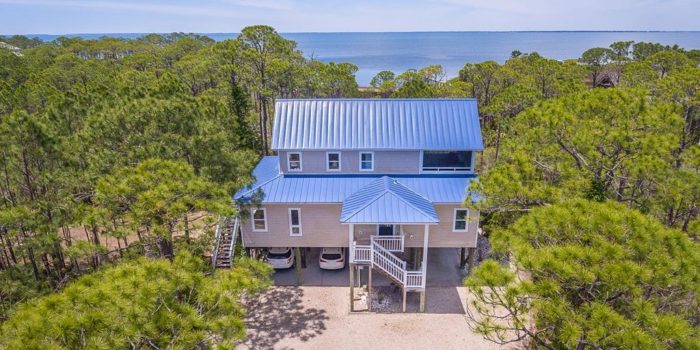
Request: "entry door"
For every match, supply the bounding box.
[377,224,395,236]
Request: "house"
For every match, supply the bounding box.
[230,98,483,312]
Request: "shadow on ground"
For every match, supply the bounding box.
[238,287,329,350]
[371,286,466,314]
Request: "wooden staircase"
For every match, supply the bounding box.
[212,217,239,269]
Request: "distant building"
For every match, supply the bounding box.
[0,42,23,56]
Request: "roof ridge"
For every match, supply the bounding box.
[235,173,282,199]
[341,176,438,223]
[341,191,391,223]
[340,176,391,221]
[390,178,435,207]
[384,179,439,221]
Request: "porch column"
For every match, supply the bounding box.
[348,224,354,253]
[420,224,429,313]
[368,265,372,312]
[348,224,354,312]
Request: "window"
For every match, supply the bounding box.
[422,151,472,172]
[252,208,267,232]
[453,209,469,232]
[359,152,374,171]
[287,152,302,171]
[326,152,341,171]
[377,224,395,236]
[288,208,302,236]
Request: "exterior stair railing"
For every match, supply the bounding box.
[212,217,239,269]
[351,235,424,290]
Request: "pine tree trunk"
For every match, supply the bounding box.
[158,238,174,260]
[20,227,41,281]
[184,215,191,244]
[494,125,502,163]
[90,225,101,268]
[0,226,17,265]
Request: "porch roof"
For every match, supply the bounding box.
[340,177,439,224]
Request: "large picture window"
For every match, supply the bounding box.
[252,208,267,232]
[422,151,472,172]
[287,152,302,171]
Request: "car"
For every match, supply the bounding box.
[319,248,345,270]
[266,247,295,269]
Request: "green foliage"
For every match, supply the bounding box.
[370,70,396,89]
[0,28,361,316]
[0,35,43,49]
[2,31,700,347]
[94,159,233,259]
[0,251,272,349]
[475,88,688,228]
[466,200,700,349]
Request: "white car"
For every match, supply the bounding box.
[319,248,345,270]
[266,247,295,269]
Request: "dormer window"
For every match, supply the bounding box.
[326,152,341,171]
[287,152,302,171]
[360,152,374,171]
[422,151,473,172]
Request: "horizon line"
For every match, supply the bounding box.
[4,29,700,37]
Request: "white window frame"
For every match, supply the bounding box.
[288,208,302,236]
[252,208,268,232]
[359,151,374,171]
[452,208,469,232]
[326,152,341,172]
[287,152,302,172]
[420,150,474,174]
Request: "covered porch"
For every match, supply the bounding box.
[341,177,440,312]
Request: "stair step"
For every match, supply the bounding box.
[212,217,240,270]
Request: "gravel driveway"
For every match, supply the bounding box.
[237,286,509,350]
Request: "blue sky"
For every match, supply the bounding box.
[1,0,698,35]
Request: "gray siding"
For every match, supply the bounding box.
[278,150,420,174]
[240,204,478,248]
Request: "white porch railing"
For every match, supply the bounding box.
[406,271,424,289]
[350,236,425,290]
[371,235,404,252]
[372,237,406,269]
[351,241,371,263]
[372,242,406,284]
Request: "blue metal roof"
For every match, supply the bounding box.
[340,177,438,224]
[234,157,478,204]
[271,99,483,151]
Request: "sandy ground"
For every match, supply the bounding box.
[236,248,515,349]
[62,212,215,253]
[237,286,510,350]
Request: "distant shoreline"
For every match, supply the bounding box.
[4,30,700,38]
[5,31,699,85]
